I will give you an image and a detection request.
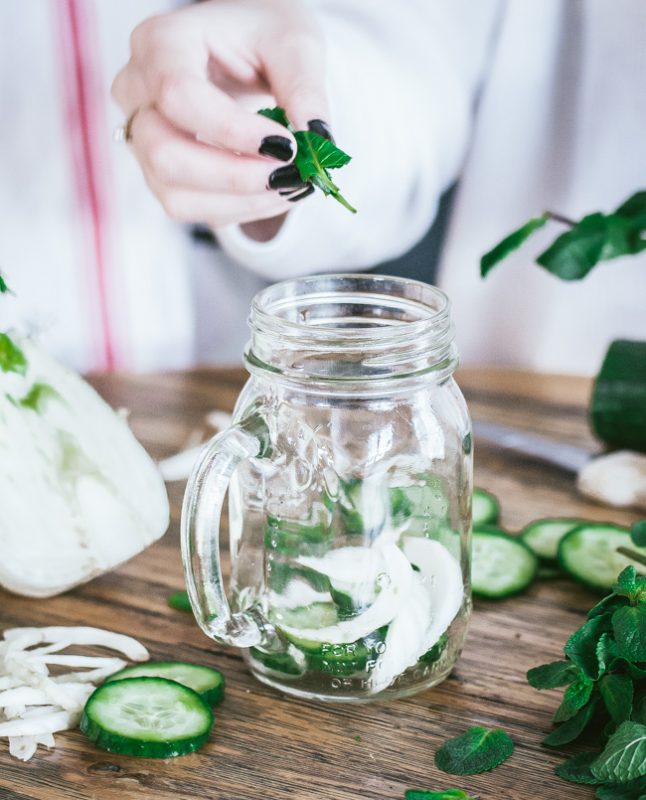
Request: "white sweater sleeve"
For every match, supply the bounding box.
[216,0,502,281]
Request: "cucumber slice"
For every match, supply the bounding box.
[105,661,225,706]
[339,476,389,537]
[264,515,331,558]
[295,626,388,677]
[272,601,339,633]
[520,518,581,561]
[298,546,382,616]
[472,527,538,599]
[249,647,304,676]
[472,488,500,527]
[592,339,646,452]
[558,523,646,592]
[80,677,213,758]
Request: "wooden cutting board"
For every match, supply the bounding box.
[0,367,636,800]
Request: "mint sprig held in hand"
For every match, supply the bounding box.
[434,726,514,775]
[481,190,646,280]
[258,107,356,213]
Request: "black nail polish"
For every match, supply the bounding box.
[259,135,293,161]
[268,164,306,191]
[307,119,334,144]
[287,184,315,203]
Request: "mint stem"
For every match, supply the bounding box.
[546,211,577,227]
[616,546,646,570]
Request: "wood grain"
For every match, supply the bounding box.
[0,367,637,800]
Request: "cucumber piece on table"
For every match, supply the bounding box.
[472,488,500,527]
[520,518,581,561]
[105,661,225,706]
[591,339,646,452]
[80,677,213,758]
[558,522,646,592]
[472,526,538,599]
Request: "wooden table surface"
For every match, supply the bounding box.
[1,367,637,800]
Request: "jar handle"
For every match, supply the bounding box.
[181,412,274,649]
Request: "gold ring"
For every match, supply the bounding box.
[112,108,140,144]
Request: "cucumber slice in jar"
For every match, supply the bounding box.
[105,661,225,706]
[520,518,580,561]
[80,677,213,758]
[249,646,304,676]
[472,527,538,599]
[558,523,646,592]
[472,488,500,527]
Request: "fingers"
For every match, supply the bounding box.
[259,29,331,131]
[144,179,312,228]
[130,107,308,194]
[128,18,296,159]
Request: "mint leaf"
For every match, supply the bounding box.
[19,382,59,413]
[0,273,10,294]
[613,567,646,603]
[565,615,613,679]
[480,214,549,277]
[543,698,598,746]
[257,107,356,213]
[258,107,291,128]
[555,751,603,785]
[527,660,578,689]
[631,521,646,549]
[633,694,646,725]
[591,721,646,783]
[553,675,594,723]
[537,213,636,280]
[596,776,646,800]
[0,333,27,376]
[405,791,477,800]
[434,727,514,775]
[612,605,646,663]
[616,191,646,228]
[167,590,192,613]
[600,674,635,724]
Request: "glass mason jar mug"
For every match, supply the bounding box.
[182,274,472,702]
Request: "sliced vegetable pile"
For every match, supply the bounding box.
[528,566,646,797]
[0,626,148,760]
[470,488,646,599]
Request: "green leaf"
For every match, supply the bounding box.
[596,776,646,800]
[633,694,646,725]
[0,333,27,376]
[0,273,10,294]
[591,721,646,783]
[553,675,594,723]
[600,674,635,724]
[597,632,618,675]
[293,130,356,213]
[613,567,646,604]
[590,593,630,621]
[537,212,640,280]
[527,660,579,689]
[167,590,192,613]
[19,382,59,413]
[616,191,646,228]
[565,615,613,679]
[543,698,598,746]
[613,605,646,663]
[631,521,646,549]
[434,727,514,775]
[405,791,477,800]
[555,751,603,785]
[257,106,291,129]
[480,214,549,277]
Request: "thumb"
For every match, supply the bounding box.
[259,32,332,136]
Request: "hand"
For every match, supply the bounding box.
[112,0,332,230]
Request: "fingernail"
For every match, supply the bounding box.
[307,119,334,144]
[268,164,306,191]
[259,135,294,161]
[287,184,315,203]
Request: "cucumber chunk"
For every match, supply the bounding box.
[472,489,500,527]
[105,661,225,706]
[472,527,538,599]
[249,647,304,676]
[80,677,213,758]
[592,339,646,453]
[520,518,581,561]
[558,523,646,592]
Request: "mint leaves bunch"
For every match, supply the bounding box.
[481,190,646,280]
[528,566,646,796]
[258,107,356,213]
